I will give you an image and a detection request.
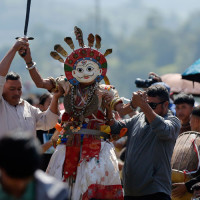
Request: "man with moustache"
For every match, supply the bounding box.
[108,85,181,200]
[0,38,62,140]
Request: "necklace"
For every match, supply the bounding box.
[64,82,99,122]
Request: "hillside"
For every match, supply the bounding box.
[2,0,200,43]
[1,0,200,98]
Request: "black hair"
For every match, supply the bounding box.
[6,71,21,81]
[147,84,169,102]
[174,93,194,106]
[192,106,200,118]
[25,97,34,105]
[0,131,42,178]
[39,93,51,105]
[191,182,200,191]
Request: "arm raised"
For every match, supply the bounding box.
[0,38,28,76]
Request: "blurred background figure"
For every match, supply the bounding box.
[0,130,69,200]
[24,94,39,107]
[174,93,195,135]
[36,92,60,171]
[191,183,200,200]
[172,106,200,199]
[190,105,200,132]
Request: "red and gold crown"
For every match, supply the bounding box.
[50,26,112,85]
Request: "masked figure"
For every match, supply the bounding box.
[45,27,123,200]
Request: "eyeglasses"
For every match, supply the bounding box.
[148,101,166,110]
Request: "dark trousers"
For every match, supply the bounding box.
[124,192,171,200]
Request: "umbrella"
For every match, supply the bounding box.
[161,73,200,96]
[182,58,200,82]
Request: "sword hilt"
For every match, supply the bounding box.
[15,36,34,57]
[15,37,34,40]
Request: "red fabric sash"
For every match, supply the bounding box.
[63,135,101,180]
[82,184,124,200]
[63,145,80,180]
[80,135,101,162]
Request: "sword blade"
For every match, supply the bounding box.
[24,0,32,37]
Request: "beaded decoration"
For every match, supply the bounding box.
[70,82,99,118]
[50,26,112,86]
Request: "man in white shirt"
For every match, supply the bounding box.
[0,38,63,139]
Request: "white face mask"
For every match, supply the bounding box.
[72,60,102,83]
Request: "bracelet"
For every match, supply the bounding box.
[26,62,36,70]
[110,98,122,111]
[26,61,33,65]
[130,101,137,111]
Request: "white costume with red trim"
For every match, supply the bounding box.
[46,27,123,199]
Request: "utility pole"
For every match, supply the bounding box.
[95,0,101,34]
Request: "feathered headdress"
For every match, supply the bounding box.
[50,26,112,85]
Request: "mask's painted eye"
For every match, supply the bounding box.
[77,68,84,73]
[87,66,94,72]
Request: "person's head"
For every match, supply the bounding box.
[152,81,176,115]
[174,93,194,123]
[0,131,42,197]
[190,106,200,132]
[146,84,169,117]
[191,182,200,199]
[38,93,52,111]
[3,72,22,106]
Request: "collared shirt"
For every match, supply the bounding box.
[111,111,181,197]
[0,76,59,138]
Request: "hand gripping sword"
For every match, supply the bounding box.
[16,0,34,57]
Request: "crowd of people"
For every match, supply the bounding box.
[1,28,200,200]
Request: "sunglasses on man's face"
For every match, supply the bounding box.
[148,101,166,110]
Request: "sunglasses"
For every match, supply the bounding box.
[148,101,166,110]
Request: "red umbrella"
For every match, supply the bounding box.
[161,73,200,96]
